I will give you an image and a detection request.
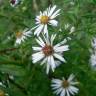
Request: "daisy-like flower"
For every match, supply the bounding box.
[33,5,61,36]
[10,0,20,7]
[32,34,69,74]
[51,74,79,96]
[15,29,32,45]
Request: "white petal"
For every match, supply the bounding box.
[52,79,62,84]
[54,53,66,62]
[38,37,45,46]
[34,24,44,36]
[69,86,79,93]
[40,11,43,16]
[70,81,79,85]
[31,24,40,31]
[50,56,56,72]
[68,74,75,82]
[40,57,47,65]
[36,15,40,19]
[54,88,63,95]
[43,10,48,16]
[44,24,48,35]
[50,9,61,19]
[60,89,66,96]
[32,52,44,63]
[54,39,67,48]
[47,6,51,15]
[16,39,22,44]
[51,83,62,89]
[48,5,57,16]
[54,45,69,52]
[46,61,50,74]
[42,34,50,45]
[49,20,58,26]
[47,56,51,63]
[32,47,42,51]
[66,89,70,96]
[35,17,39,22]
[24,30,32,37]
[46,56,55,74]
[68,87,75,95]
[36,37,45,47]
[51,34,56,45]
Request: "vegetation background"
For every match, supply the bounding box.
[0,0,96,96]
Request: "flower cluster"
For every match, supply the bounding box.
[12,3,79,96]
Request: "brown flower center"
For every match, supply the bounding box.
[10,0,16,4]
[16,32,23,38]
[42,45,54,56]
[62,80,69,88]
[40,16,49,24]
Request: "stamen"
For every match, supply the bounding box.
[42,45,54,56]
[40,16,49,24]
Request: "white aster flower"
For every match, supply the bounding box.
[51,74,79,96]
[32,34,69,74]
[33,5,61,36]
[10,0,20,7]
[15,29,32,45]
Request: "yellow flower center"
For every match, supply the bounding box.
[0,90,5,96]
[42,45,54,56]
[62,80,69,88]
[16,32,23,38]
[40,16,49,24]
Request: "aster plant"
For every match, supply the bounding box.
[0,0,96,96]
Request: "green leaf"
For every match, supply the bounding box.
[0,64,27,76]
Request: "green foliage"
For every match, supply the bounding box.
[0,0,96,96]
